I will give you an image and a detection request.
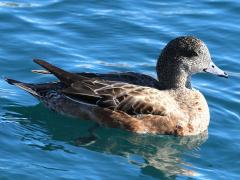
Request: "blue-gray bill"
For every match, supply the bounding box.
[203,62,228,78]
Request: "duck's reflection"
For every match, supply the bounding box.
[5,104,208,179]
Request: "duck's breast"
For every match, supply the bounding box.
[173,89,210,135]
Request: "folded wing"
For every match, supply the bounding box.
[34,59,170,116]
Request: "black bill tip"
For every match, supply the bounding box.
[218,72,228,78]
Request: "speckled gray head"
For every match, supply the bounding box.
[157,36,228,89]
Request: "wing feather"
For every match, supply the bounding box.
[31,60,170,116]
[61,77,169,115]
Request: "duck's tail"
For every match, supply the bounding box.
[4,59,86,97]
[4,77,40,97]
[33,59,85,85]
[31,69,51,74]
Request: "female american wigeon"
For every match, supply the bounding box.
[5,36,228,136]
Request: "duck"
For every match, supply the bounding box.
[5,36,228,136]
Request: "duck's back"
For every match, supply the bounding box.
[78,72,160,89]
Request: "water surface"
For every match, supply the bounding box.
[0,0,239,179]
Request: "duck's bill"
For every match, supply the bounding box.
[203,62,228,78]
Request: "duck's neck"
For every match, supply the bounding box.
[157,68,191,90]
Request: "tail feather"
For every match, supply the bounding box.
[31,69,51,74]
[4,77,39,97]
[33,59,84,85]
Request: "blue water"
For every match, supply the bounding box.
[0,0,239,179]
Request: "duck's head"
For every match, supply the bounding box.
[157,36,228,89]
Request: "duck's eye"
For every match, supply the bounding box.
[184,51,198,57]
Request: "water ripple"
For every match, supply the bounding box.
[0,0,239,179]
